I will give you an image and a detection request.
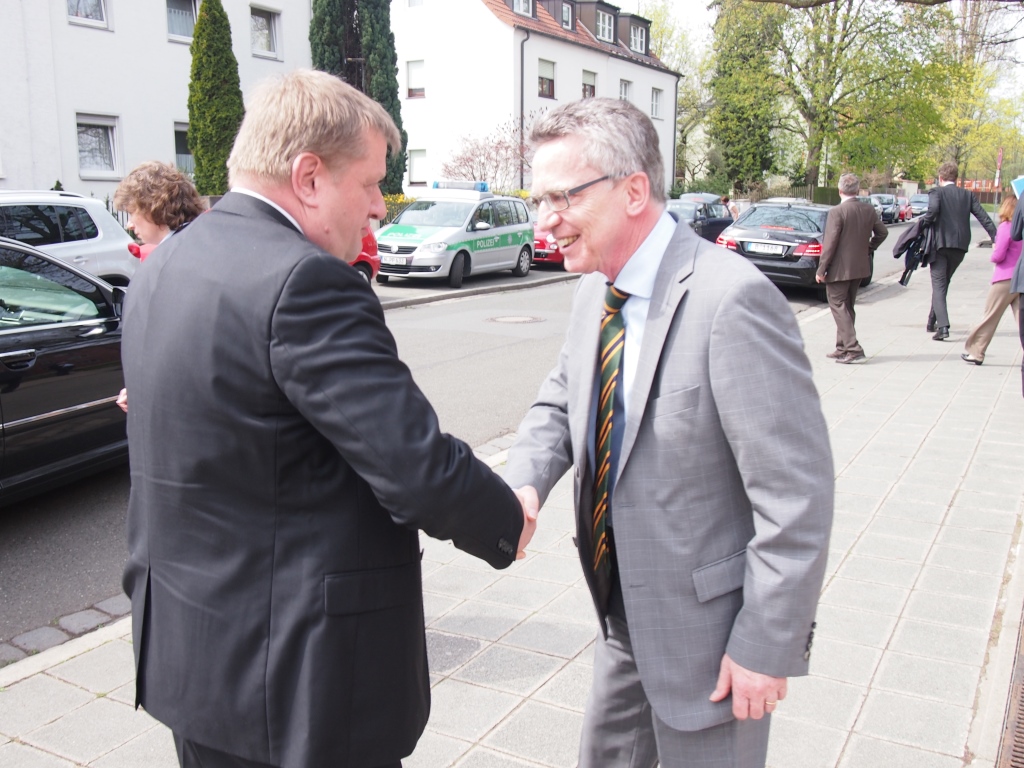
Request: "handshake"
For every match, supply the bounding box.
[512,485,540,560]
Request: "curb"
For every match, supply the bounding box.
[378,271,579,311]
[0,616,131,689]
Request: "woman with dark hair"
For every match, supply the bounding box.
[114,161,204,258]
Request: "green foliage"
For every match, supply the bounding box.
[707,0,786,193]
[187,0,244,196]
[359,0,407,194]
[310,0,363,83]
[52,180,64,191]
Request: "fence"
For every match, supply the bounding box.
[749,185,840,206]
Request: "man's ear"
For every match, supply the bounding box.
[291,152,324,208]
[623,171,651,217]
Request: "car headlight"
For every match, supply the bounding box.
[420,241,448,253]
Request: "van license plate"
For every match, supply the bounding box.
[381,256,407,265]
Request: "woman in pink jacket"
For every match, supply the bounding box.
[962,194,1021,364]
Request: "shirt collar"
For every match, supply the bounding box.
[610,210,677,300]
[232,187,305,234]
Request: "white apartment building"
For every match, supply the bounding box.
[391,0,680,194]
[0,0,311,201]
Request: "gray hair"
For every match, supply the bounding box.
[838,173,859,197]
[228,69,401,186]
[529,98,666,203]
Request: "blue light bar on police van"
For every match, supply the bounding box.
[431,180,489,192]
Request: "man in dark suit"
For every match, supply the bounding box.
[504,98,833,768]
[815,173,888,364]
[121,70,537,768]
[919,161,997,340]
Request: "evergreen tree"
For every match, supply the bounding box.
[358,0,407,194]
[707,0,784,193]
[188,0,244,196]
[309,0,362,85]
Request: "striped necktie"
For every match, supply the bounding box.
[593,283,629,586]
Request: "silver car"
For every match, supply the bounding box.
[0,191,139,285]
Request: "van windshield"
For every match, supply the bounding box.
[394,201,474,228]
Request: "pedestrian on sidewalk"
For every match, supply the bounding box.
[1010,192,1024,395]
[723,195,739,219]
[961,194,1020,365]
[505,97,833,768]
[919,161,998,340]
[121,70,537,768]
[815,173,888,365]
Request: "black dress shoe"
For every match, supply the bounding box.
[932,326,949,341]
[926,320,936,333]
[961,353,983,365]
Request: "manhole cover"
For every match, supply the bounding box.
[488,315,545,324]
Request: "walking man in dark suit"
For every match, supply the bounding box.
[121,70,537,768]
[815,173,888,364]
[920,161,997,340]
[504,98,833,768]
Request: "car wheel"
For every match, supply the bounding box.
[511,246,531,277]
[353,263,372,283]
[448,253,466,289]
[375,274,389,285]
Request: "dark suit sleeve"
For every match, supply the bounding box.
[269,253,523,568]
[1013,195,1024,242]
[970,192,998,239]
[816,207,842,278]
[919,188,939,228]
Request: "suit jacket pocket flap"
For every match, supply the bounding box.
[324,562,421,616]
[649,384,700,418]
[692,550,746,603]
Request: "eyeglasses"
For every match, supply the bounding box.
[528,176,611,212]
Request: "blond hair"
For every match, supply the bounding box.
[228,69,402,186]
[114,161,204,230]
[998,194,1017,223]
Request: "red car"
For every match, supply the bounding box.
[897,197,911,222]
[352,227,380,282]
[532,225,564,265]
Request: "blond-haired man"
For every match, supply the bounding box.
[122,70,536,768]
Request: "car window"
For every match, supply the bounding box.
[0,205,64,247]
[0,247,112,327]
[57,206,99,241]
[471,203,493,227]
[911,195,929,203]
[666,201,697,220]
[711,204,730,218]
[513,200,529,224]
[394,200,474,228]
[736,206,828,233]
[494,201,514,227]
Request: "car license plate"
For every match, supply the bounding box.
[381,255,407,266]
[747,242,785,255]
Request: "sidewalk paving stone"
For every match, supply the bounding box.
[837,735,961,768]
[452,645,566,697]
[20,698,155,765]
[872,651,980,707]
[854,690,971,756]
[483,701,583,768]
[0,742,77,768]
[0,675,93,739]
[56,610,109,637]
[47,639,134,695]
[766,716,848,768]
[89,725,177,768]
[427,680,521,742]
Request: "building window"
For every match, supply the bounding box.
[619,79,631,101]
[167,0,197,38]
[408,149,427,186]
[175,124,194,176]
[251,8,278,56]
[514,0,532,15]
[630,24,646,53]
[651,88,662,119]
[582,70,596,99]
[76,114,118,176]
[562,3,573,28]
[67,0,107,27]
[538,59,555,99]
[407,60,425,98]
[596,10,614,42]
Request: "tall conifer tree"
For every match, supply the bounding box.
[187,0,244,196]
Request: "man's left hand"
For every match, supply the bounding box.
[815,274,825,284]
[709,653,787,720]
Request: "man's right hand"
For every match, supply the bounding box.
[513,486,540,559]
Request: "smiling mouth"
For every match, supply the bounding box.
[557,235,579,249]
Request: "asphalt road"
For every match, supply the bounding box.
[0,229,911,646]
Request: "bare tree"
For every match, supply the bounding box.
[440,114,539,194]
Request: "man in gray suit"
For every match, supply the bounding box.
[815,173,888,364]
[122,70,537,768]
[919,161,997,340]
[505,99,833,767]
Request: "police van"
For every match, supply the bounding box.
[375,182,534,289]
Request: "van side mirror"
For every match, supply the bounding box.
[473,221,491,231]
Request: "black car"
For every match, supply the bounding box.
[0,237,127,505]
[869,194,900,224]
[667,193,733,243]
[716,202,874,296]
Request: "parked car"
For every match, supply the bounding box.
[897,196,912,222]
[0,236,127,505]
[375,184,533,288]
[0,191,139,285]
[869,194,900,224]
[351,227,380,283]
[716,201,874,295]
[532,224,564,266]
[909,193,930,217]
[666,194,733,243]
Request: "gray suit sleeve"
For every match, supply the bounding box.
[269,254,523,568]
[709,276,834,677]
